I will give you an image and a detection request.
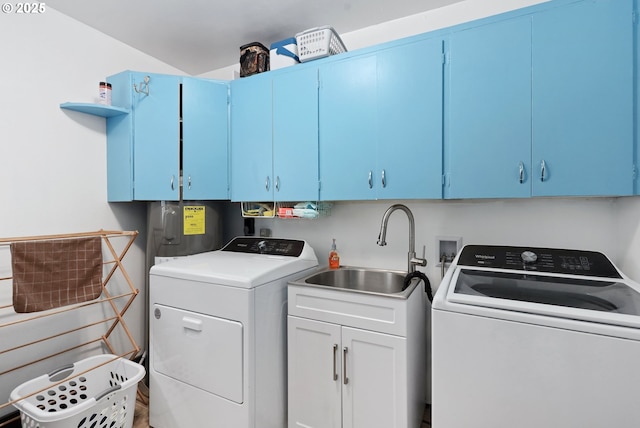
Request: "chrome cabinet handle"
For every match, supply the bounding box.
[540,160,546,182]
[368,171,373,189]
[519,162,524,184]
[265,176,270,191]
[275,176,280,192]
[332,344,338,381]
[171,175,175,190]
[381,169,386,188]
[187,175,192,190]
[343,347,349,385]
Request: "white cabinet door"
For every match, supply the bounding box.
[288,316,342,428]
[342,327,407,428]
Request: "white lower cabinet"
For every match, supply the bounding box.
[288,316,410,428]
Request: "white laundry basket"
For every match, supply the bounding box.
[10,354,145,428]
[295,26,347,62]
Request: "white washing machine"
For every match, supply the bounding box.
[148,237,318,428]
[432,244,640,428]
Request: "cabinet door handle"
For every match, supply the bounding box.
[265,176,270,191]
[332,344,338,381]
[187,175,192,190]
[343,346,349,385]
[275,176,280,192]
[368,171,373,189]
[519,162,524,184]
[540,160,546,182]
[171,175,175,191]
[381,169,386,188]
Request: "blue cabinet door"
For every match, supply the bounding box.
[377,38,444,199]
[132,73,181,201]
[273,67,319,201]
[230,73,273,201]
[445,17,532,199]
[182,78,229,200]
[106,72,135,202]
[531,0,634,196]
[319,55,378,200]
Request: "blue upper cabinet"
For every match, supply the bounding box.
[319,38,444,200]
[531,0,635,197]
[107,71,229,201]
[377,38,444,199]
[272,66,319,201]
[230,66,319,202]
[445,16,532,199]
[319,54,378,200]
[182,78,229,200]
[230,72,272,202]
[445,0,635,199]
[107,72,180,201]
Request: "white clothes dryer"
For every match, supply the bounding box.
[148,237,318,428]
[432,244,640,428]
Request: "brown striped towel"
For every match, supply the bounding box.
[11,237,103,313]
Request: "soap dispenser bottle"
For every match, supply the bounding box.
[329,238,340,269]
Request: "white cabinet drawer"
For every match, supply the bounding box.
[288,284,412,336]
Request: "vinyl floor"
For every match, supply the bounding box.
[134,399,432,428]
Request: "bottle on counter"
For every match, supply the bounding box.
[329,238,340,269]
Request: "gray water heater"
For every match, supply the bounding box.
[146,201,223,262]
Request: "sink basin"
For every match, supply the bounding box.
[292,266,418,298]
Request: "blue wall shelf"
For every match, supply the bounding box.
[60,102,129,117]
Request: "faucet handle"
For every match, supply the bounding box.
[411,246,427,268]
[411,257,427,267]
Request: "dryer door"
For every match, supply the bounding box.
[152,304,244,403]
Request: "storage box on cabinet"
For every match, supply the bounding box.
[106,71,229,202]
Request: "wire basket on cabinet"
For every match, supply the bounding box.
[295,26,347,62]
[10,354,145,428]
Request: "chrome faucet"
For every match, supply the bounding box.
[377,204,427,273]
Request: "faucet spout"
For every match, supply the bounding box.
[376,204,427,273]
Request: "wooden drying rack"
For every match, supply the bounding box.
[0,230,141,422]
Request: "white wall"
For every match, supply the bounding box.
[200,0,549,80]
[251,198,621,287]
[0,8,183,416]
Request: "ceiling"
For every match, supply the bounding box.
[47,0,464,75]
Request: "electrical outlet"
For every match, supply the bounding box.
[260,228,272,237]
[436,236,462,266]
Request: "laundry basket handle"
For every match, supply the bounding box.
[95,384,122,402]
[48,364,75,382]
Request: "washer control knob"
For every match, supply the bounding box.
[521,251,538,264]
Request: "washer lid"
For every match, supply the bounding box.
[446,267,640,329]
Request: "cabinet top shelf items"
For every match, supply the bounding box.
[60,102,130,118]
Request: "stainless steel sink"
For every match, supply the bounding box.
[291,266,418,298]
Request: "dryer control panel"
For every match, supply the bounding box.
[221,237,306,257]
[458,245,622,278]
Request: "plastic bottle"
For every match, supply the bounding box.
[99,81,112,105]
[329,238,340,269]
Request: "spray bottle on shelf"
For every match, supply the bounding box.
[329,238,340,269]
